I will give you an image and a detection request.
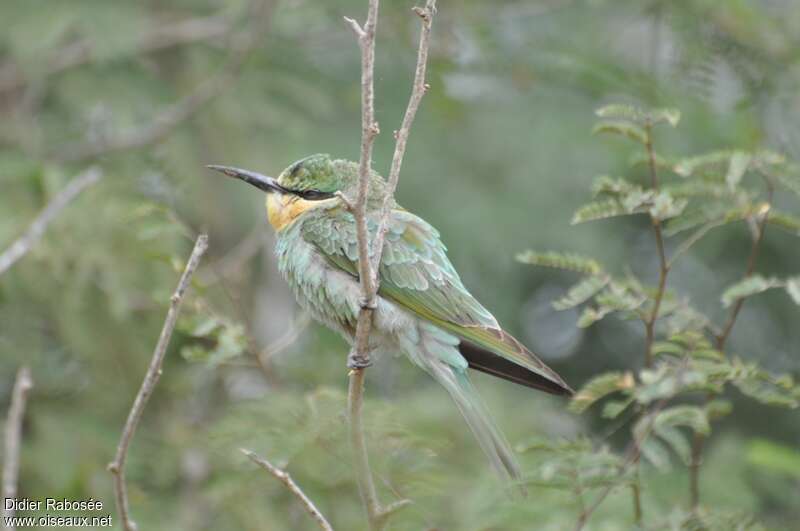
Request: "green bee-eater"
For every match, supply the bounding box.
[209,154,572,480]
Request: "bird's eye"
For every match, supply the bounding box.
[298,189,331,201]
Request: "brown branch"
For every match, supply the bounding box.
[688,178,774,512]
[573,359,692,531]
[611,119,672,527]
[108,234,208,531]
[0,14,232,94]
[0,167,102,276]
[240,449,334,531]
[370,1,436,274]
[642,120,670,370]
[343,2,436,530]
[52,0,273,163]
[1,367,34,529]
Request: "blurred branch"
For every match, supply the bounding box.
[108,234,208,531]
[642,120,670,370]
[0,167,102,276]
[574,361,691,531]
[688,178,774,512]
[1,367,33,530]
[257,312,311,364]
[240,449,333,531]
[343,1,435,530]
[0,14,232,94]
[197,225,266,284]
[52,0,274,163]
[622,119,673,526]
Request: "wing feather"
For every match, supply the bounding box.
[301,207,572,395]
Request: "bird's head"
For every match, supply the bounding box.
[209,154,379,231]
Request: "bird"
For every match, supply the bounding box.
[209,154,572,481]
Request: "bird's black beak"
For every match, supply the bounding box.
[207,165,287,194]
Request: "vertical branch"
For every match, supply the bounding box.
[642,120,670,369]
[108,235,208,531]
[2,367,34,529]
[370,1,436,271]
[618,119,672,526]
[688,178,773,511]
[343,2,436,530]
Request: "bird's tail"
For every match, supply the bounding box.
[424,358,522,483]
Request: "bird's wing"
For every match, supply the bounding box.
[301,207,572,395]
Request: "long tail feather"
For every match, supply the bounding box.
[425,359,521,482]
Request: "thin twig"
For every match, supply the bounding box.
[688,178,774,512]
[574,360,691,531]
[0,167,102,276]
[618,119,671,527]
[1,367,34,529]
[241,449,334,531]
[108,234,209,531]
[0,14,232,94]
[343,1,435,529]
[52,0,273,163]
[370,1,436,274]
[642,120,670,370]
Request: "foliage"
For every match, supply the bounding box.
[518,101,800,528]
[2,1,799,530]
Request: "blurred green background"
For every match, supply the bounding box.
[1,0,799,529]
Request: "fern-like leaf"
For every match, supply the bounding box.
[721,275,782,307]
[516,250,603,275]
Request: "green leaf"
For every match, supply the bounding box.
[569,371,635,413]
[655,405,711,436]
[650,107,681,127]
[571,199,632,224]
[732,363,799,408]
[516,250,603,275]
[640,437,671,470]
[767,209,800,236]
[655,425,691,464]
[663,180,732,199]
[602,398,634,419]
[705,399,733,421]
[786,277,800,305]
[592,120,647,144]
[726,151,752,189]
[721,275,783,307]
[552,275,610,310]
[673,150,734,177]
[595,103,645,122]
[664,204,750,236]
[648,191,688,220]
[576,306,611,328]
[591,175,637,197]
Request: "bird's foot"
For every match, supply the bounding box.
[359,297,377,311]
[347,351,372,370]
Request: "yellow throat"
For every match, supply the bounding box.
[266,193,334,231]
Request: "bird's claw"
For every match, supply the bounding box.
[359,297,377,311]
[347,351,372,370]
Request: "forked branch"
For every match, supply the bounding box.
[343,1,437,530]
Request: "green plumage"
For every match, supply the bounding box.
[215,153,573,481]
